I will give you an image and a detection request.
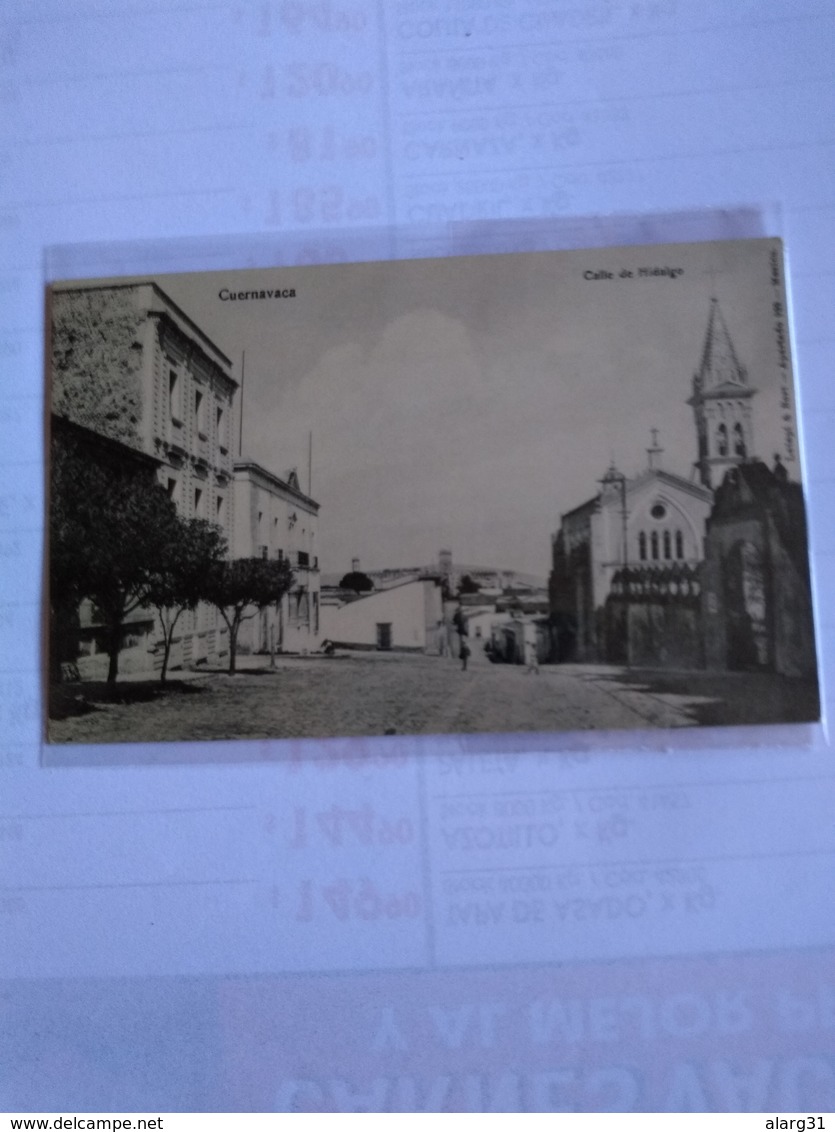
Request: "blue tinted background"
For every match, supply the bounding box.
[1,0,834,1113]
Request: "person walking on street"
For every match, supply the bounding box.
[460,639,471,671]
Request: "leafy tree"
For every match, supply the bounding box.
[50,424,183,683]
[205,557,295,674]
[145,519,228,684]
[339,570,374,593]
[86,484,183,684]
[50,434,95,679]
[458,574,481,595]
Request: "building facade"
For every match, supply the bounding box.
[232,460,320,654]
[51,282,238,673]
[689,297,757,489]
[549,453,713,662]
[549,298,762,667]
[320,577,444,653]
[701,460,817,679]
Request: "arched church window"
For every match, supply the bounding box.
[663,530,671,559]
[675,529,684,559]
[651,531,659,560]
[638,531,647,561]
[717,422,728,456]
[733,422,746,457]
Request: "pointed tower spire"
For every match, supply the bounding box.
[695,298,748,394]
[688,298,757,489]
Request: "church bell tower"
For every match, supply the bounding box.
[688,298,756,489]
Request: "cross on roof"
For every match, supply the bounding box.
[647,427,664,469]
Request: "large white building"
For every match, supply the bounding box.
[321,577,443,653]
[232,460,321,654]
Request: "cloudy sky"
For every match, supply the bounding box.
[157,238,796,578]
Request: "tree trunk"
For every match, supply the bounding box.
[106,618,121,684]
[228,627,237,675]
[160,635,171,684]
[158,609,181,685]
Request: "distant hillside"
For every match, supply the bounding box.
[321,562,547,591]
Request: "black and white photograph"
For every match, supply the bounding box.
[45,238,820,752]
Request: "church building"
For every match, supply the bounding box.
[689,298,757,489]
[549,296,761,666]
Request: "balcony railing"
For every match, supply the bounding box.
[267,549,319,570]
[285,550,318,570]
[194,434,210,468]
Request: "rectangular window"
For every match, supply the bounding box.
[216,495,224,524]
[195,389,206,437]
[169,368,182,423]
[216,404,226,451]
[194,487,203,517]
[166,477,178,501]
[376,622,392,650]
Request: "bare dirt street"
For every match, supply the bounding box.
[46,650,819,758]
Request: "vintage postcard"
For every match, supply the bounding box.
[45,238,820,751]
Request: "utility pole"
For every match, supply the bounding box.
[238,350,245,457]
[599,462,630,666]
